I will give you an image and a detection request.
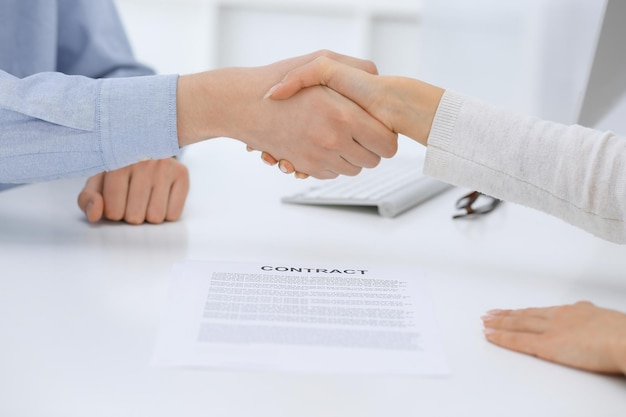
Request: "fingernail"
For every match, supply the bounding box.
[483,328,496,335]
[481,314,494,323]
[263,82,281,99]
[86,201,93,214]
[279,163,288,173]
[486,309,504,315]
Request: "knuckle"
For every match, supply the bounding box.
[330,110,352,129]
[363,59,378,75]
[318,135,342,152]
[138,159,156,171]
[316,49,332,58]
[77,191,88,207]
[174,161,189,176]
[555,304,574,314]
[314,55,332,66]
[155,158,172,172]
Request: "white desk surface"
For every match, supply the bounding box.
[1,139,625,417]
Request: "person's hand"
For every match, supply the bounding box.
[264,55,445,146]
[176,50,398,179]
[259,54,444,176]
[77,158,189,224]
[482,301,626,375]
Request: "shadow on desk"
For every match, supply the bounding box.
[0,210,189,265]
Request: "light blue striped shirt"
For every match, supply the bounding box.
[0,0,181,184]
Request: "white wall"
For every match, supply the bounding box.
[117,0,537,111]
[114,0,215,75]
[114,0,605,119]
[534,0,606,124]
[114,0,422,74]
[415,1,539,113]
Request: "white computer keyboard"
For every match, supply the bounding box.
[282,157,452,217]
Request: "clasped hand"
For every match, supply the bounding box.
[250,54,441,177]
[239,51,399,179]
[176,50,399,180]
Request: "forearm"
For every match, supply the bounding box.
[424,90,626,243]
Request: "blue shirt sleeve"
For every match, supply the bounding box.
[0,70,180,183]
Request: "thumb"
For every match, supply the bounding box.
[77,172,105,222]
[264,56,377,110]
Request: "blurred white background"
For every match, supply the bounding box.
[113,0,606,125]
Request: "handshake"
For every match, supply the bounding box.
[176,50,445,179]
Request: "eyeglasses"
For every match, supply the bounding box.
[453,191,502,219]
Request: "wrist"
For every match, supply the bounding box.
[176,72,213,146]
[390,77,444,146]
[176,68,256,146]
[176,66,286,147]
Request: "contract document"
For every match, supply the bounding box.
[152,260,450,376]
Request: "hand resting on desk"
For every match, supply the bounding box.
[483,302,626,375]
[77,158,189,224]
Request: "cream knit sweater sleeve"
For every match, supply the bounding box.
[424,90,626,244]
